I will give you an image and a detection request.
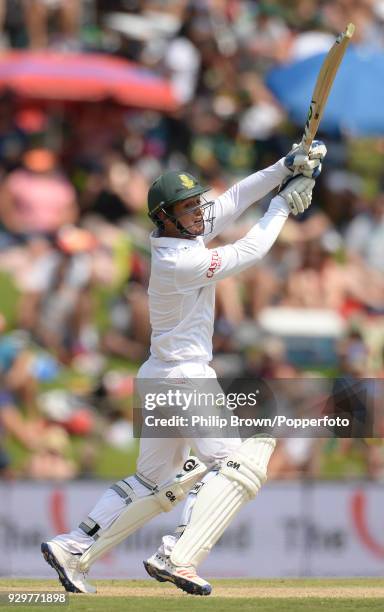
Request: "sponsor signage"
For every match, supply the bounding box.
[0,482,383,578]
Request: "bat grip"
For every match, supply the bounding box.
[300,134,312,155]
[291,135,311,176]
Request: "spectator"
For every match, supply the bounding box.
[269,439,322,480]
[0,93,27,175]
[0,386,40,478]
[24,425,78,480]
[102,280,150,363]
[345,192,384,273]
[161,15,202,104]
[18,227,95,363]
[0,147,78,244]
[283,237,384,312]
[23,0,81,50]
[85,150,148,222]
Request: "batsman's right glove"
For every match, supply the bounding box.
[278,174,315,215]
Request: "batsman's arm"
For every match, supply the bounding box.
[204,158,290,244]
[176,195,290,290]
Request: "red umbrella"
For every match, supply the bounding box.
[0,51,179,111]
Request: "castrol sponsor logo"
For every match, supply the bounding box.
[206,250,221,278]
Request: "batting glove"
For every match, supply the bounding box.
[278,174,315,215]
[284,140,327,179]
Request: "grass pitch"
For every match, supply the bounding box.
[0,578,383,612]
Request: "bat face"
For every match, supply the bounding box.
[301,23,355,153]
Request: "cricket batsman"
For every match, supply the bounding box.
[41,141,326,595]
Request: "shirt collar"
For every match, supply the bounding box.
[150,231,203,249]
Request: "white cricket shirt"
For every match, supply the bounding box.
[148,159,290,362]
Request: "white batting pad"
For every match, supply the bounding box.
[78,457,206,571]
[170,437,276,568]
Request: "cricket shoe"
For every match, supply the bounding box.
[41,541,96,594]
[143,552,212,596]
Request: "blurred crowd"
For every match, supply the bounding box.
[0,0,383,481]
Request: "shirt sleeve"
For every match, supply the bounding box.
[175,195,290,291]
[205,158,290,244]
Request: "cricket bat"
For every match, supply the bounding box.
[301,22,355,154]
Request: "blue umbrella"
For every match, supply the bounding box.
[267,47,384,136]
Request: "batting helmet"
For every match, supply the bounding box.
[147,171,213,236]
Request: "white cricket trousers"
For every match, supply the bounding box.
[136,356,241,484]
[53,356,241,557]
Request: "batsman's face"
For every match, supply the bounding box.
[173,196,205,236]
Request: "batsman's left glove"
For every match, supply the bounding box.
[284,140,327,179]
[278,174,315,216]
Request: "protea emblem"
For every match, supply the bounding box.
[179,174,195,189]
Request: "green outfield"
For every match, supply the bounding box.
[0,579,383,612]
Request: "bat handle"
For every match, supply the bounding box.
[300,133,312,156]
[291,135,311,176]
